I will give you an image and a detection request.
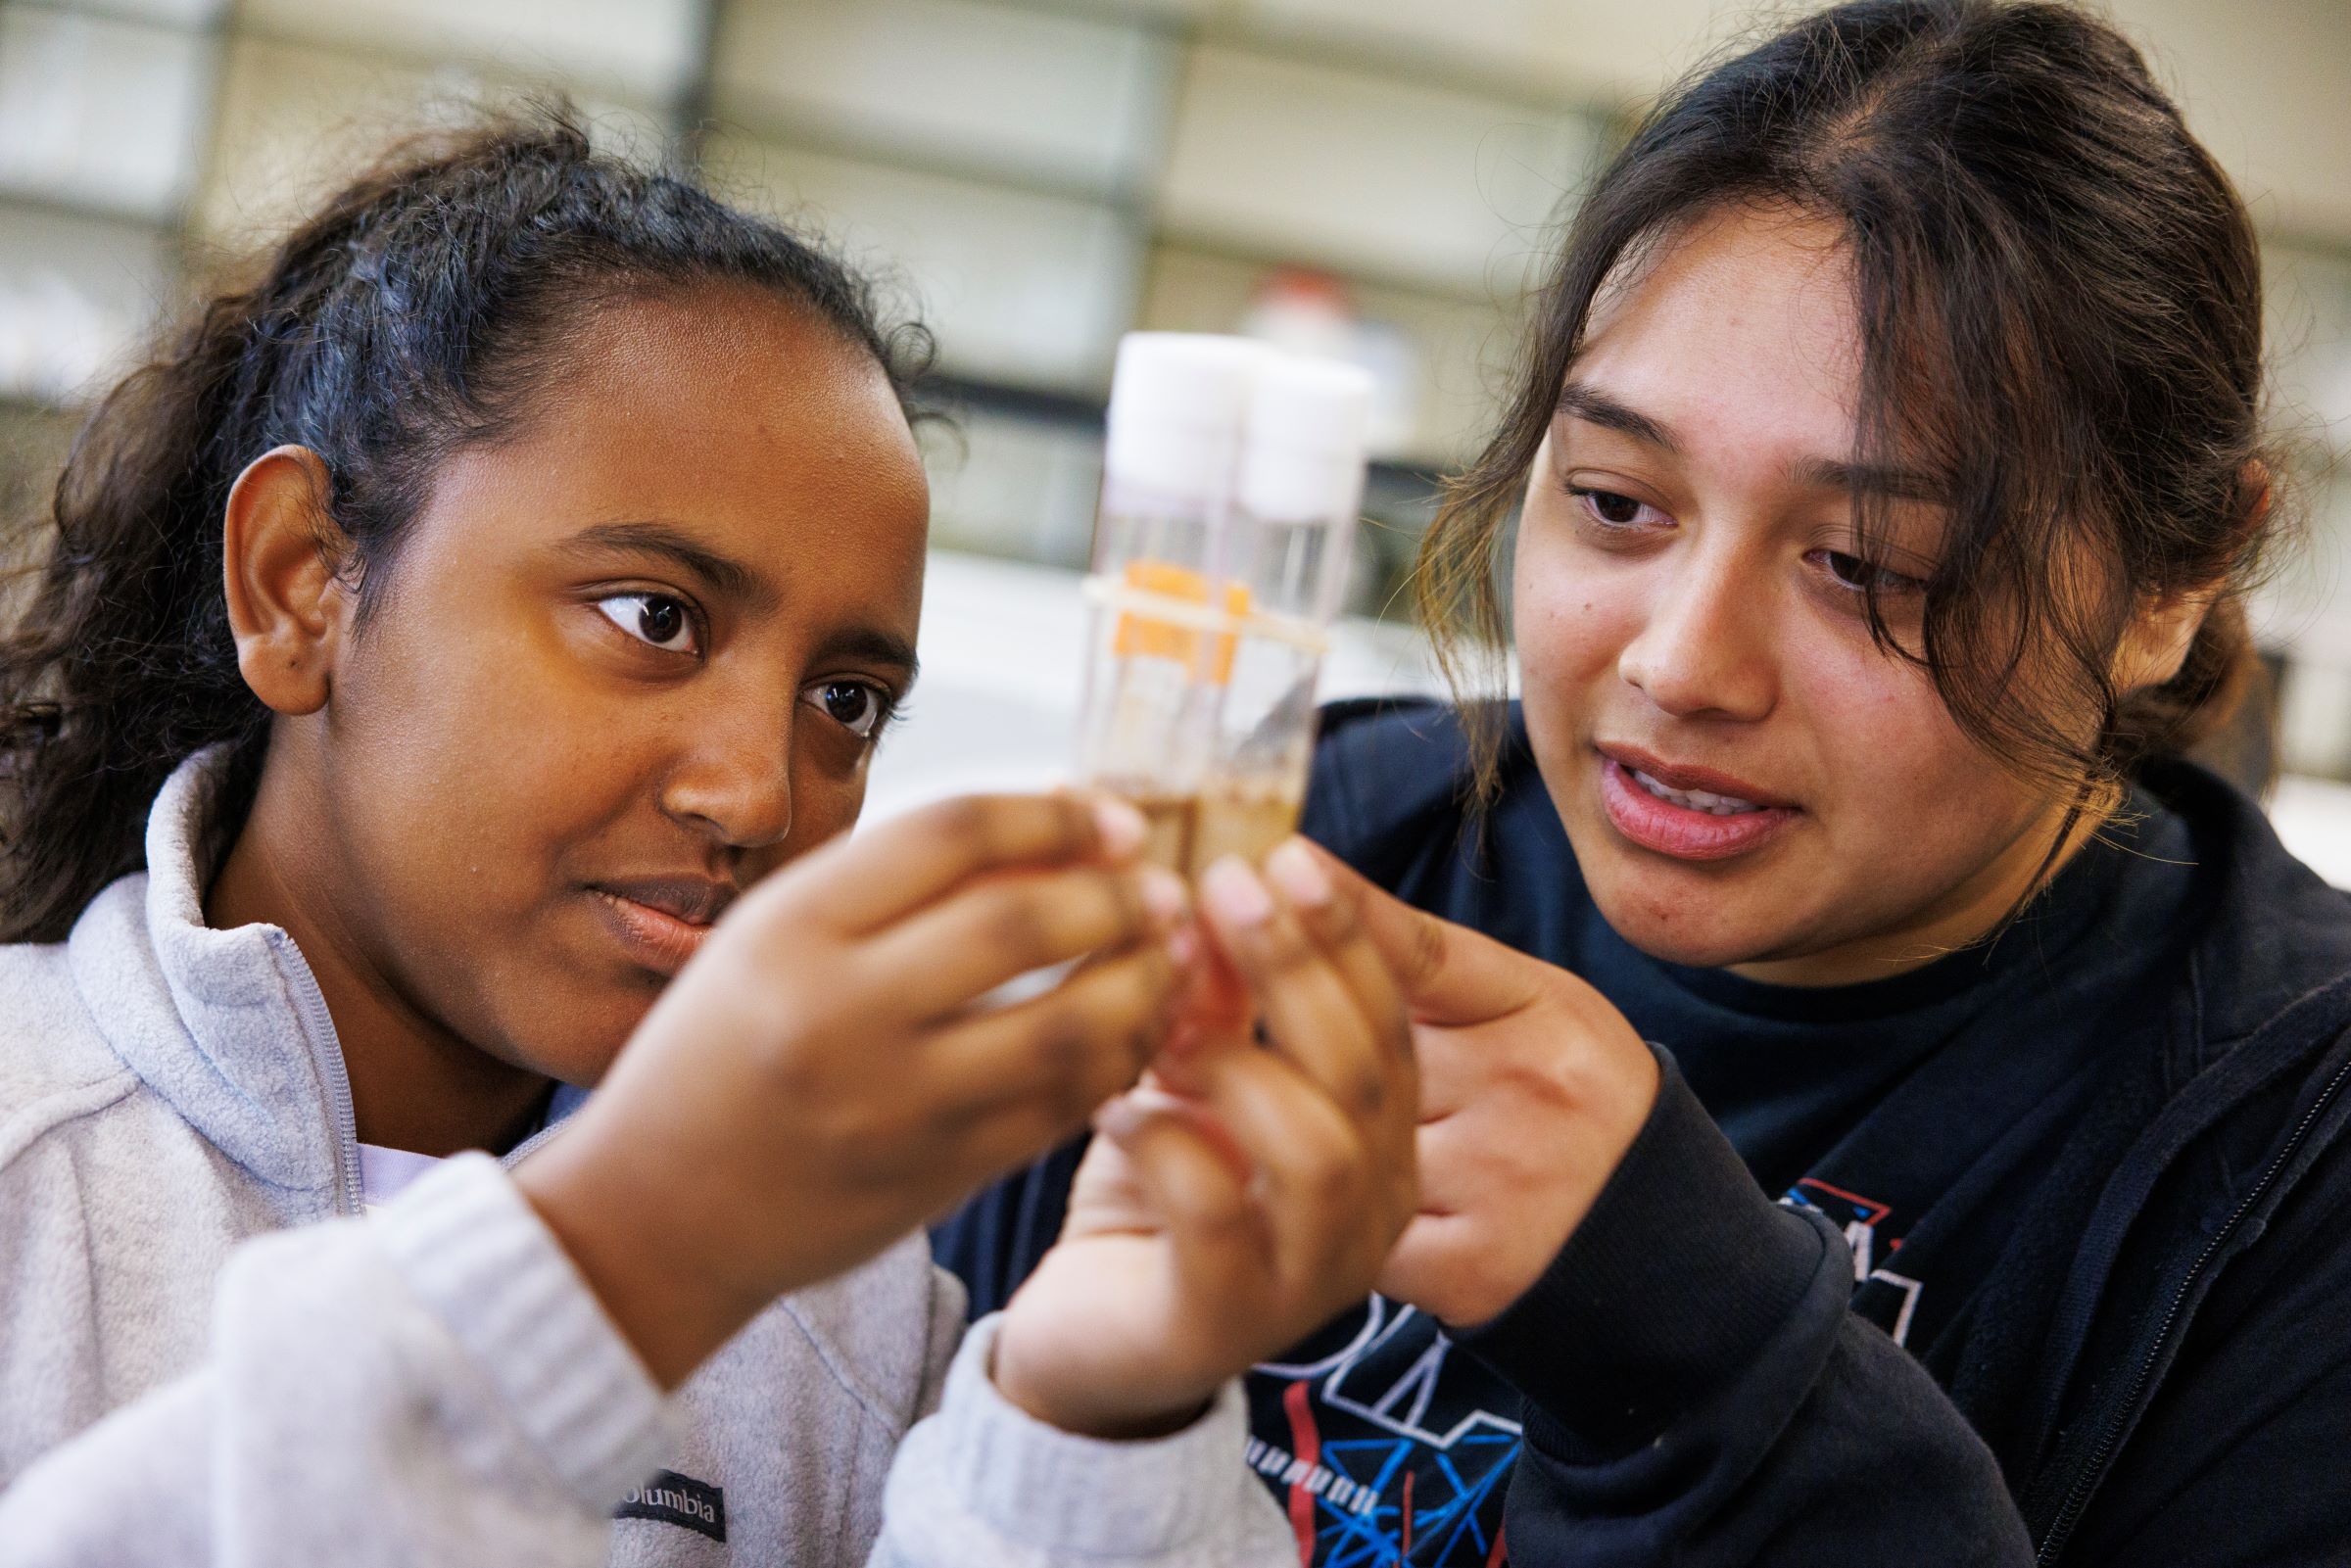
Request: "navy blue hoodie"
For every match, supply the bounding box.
[937,698,2351,1565]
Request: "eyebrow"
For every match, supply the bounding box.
[1557,380,1681,452]
[1788,455,1948,505]
[567,521,921,682]
[559,521,773,610]
[1559,380,1947,505]
[821,628,921,686]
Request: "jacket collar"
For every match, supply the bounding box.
[67,749,593,1198]
[69,748,352,1195]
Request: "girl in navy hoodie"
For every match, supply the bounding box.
[940,3,2351,1562]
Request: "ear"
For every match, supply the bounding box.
[2112,460,2269,695]
[2112,587,2213,694]
[222,446,355,717]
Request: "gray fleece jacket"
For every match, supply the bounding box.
[0,753,1289,1566]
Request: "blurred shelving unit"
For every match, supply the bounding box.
[3,0,2351,808]
[694,0,1623,602]
[0,0,1635,614]
[2252,239,2351,781]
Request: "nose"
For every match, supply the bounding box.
[659,701,795,853]
[1616,541,1779,724]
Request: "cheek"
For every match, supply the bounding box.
[1794,637,2037,848]
[329,593,652,900]
[1512,525,1640,713]
[784,743,868,860]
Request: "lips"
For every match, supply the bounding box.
[1596,745,1799,862]
[587,876,739,976]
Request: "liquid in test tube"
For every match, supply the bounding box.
[1073,333,1372,875]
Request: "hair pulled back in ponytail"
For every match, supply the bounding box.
[0,104,929,942]
[1420,0,2280,809]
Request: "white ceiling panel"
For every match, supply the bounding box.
[234,0,699,105]
[0,8,215,220]
[193,37,668,244]
[0,203,173,400]
[1157,47,1599,297]
[713,0,1175,197]
[713,135,1144,393]
[35,0,230,24]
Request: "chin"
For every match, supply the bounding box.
[1597,896,1793,970]
[1569,834,1815,970]
[495,992,648,1090]
[1547,770,1829,970]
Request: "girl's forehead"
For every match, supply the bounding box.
[404,290,928,621]
[542,287,913,451]
[1569,209,1867,475]
[519,295,920,509]
[1583,206,1859,389]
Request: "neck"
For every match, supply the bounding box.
[206,756,552,1158]
[1729,792,2107,988]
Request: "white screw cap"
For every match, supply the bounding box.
[1103,333,1270,506]
[1240,353,1375,524]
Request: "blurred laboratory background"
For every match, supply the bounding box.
[3,0,2350,861]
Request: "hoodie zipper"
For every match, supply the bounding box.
[267,930,367,1220]
[502,1112,573,1166]
[267,930,581,1205]
[2036,1046,2351,1563]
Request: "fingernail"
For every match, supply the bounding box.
[1166,925,1200,968]
[1092,1092,1147,1140]
[1159,1017,1203,1064]
[1266,838,1331,908]
[1092,1084,1180,1141]
[1201,855,1273,927]
[1140,866,1189,929]
[1092,796,1146,860]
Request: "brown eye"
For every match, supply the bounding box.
[1569,487,1659,528]
[803,680,891,740]
[1815,549,1926,595]
[595,593,698,654]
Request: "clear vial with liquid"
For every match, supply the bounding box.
[1074,334,1371,875]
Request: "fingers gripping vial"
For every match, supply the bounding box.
[1076,333,1374,874]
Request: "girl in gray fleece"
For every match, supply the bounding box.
[0,111,1419,1566]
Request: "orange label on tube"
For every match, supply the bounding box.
[1113,560,1251,685]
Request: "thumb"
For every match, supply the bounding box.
[1298,840,1541,1026]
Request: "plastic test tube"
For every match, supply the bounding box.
[1073,332,1373,875]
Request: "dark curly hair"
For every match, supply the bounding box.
[0,104,930,941]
